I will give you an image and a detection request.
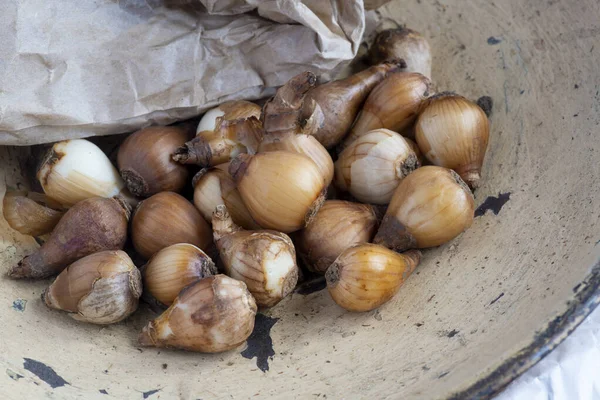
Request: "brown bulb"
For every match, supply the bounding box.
[118,126,190,197]
[300,61,405,149]
[415,93,490,189]
[374,166,475,252]
[44,250,141,324]
[261,72,317,138]
[138,275,257,353]
[213,205,299,308]
[8,197,129,279]
[229,151,327,233]
[326,244,421,312]
[345,72,432,145]
[297,200,379,274]
[132,192,213,259]
[368,28,432,79]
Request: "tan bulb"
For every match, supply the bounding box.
[229,151,327,233]
[415,93,490,189]
[143,243,217,306]
[138,275,257,353]
[212,205,299,308]
[326,244,421,312]
[345,73,431,145]
[3,190,64,237]
[43,250,141,324]
[374,166,474,252]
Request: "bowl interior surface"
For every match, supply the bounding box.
[1,0,599,399]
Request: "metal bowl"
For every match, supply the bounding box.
[0,0,599,398]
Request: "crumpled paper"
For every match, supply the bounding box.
[0,0,387,146]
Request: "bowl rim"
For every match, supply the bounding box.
[446,258,600,399]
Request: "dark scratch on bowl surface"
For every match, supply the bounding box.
[241,313,279,372]
[23,358,69,389]
[142,388,161,399]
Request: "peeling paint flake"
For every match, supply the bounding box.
[23,358,69,389]
[12,299,27,312]
[241,313,279,372]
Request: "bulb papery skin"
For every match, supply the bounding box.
[43,250,142,325]
[229,151,327,233]
[38,139,127,208]
[415,93,490,189]
[334,129,420,204]
[173,101,263,167]
[138,275,257,353]
[325,244,421,312]
[374,166,475,252]
[212,205,299,308]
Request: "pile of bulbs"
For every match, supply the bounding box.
[3,28,489,353]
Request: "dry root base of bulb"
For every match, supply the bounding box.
[8,197,130,279]
[138,275,257,353]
